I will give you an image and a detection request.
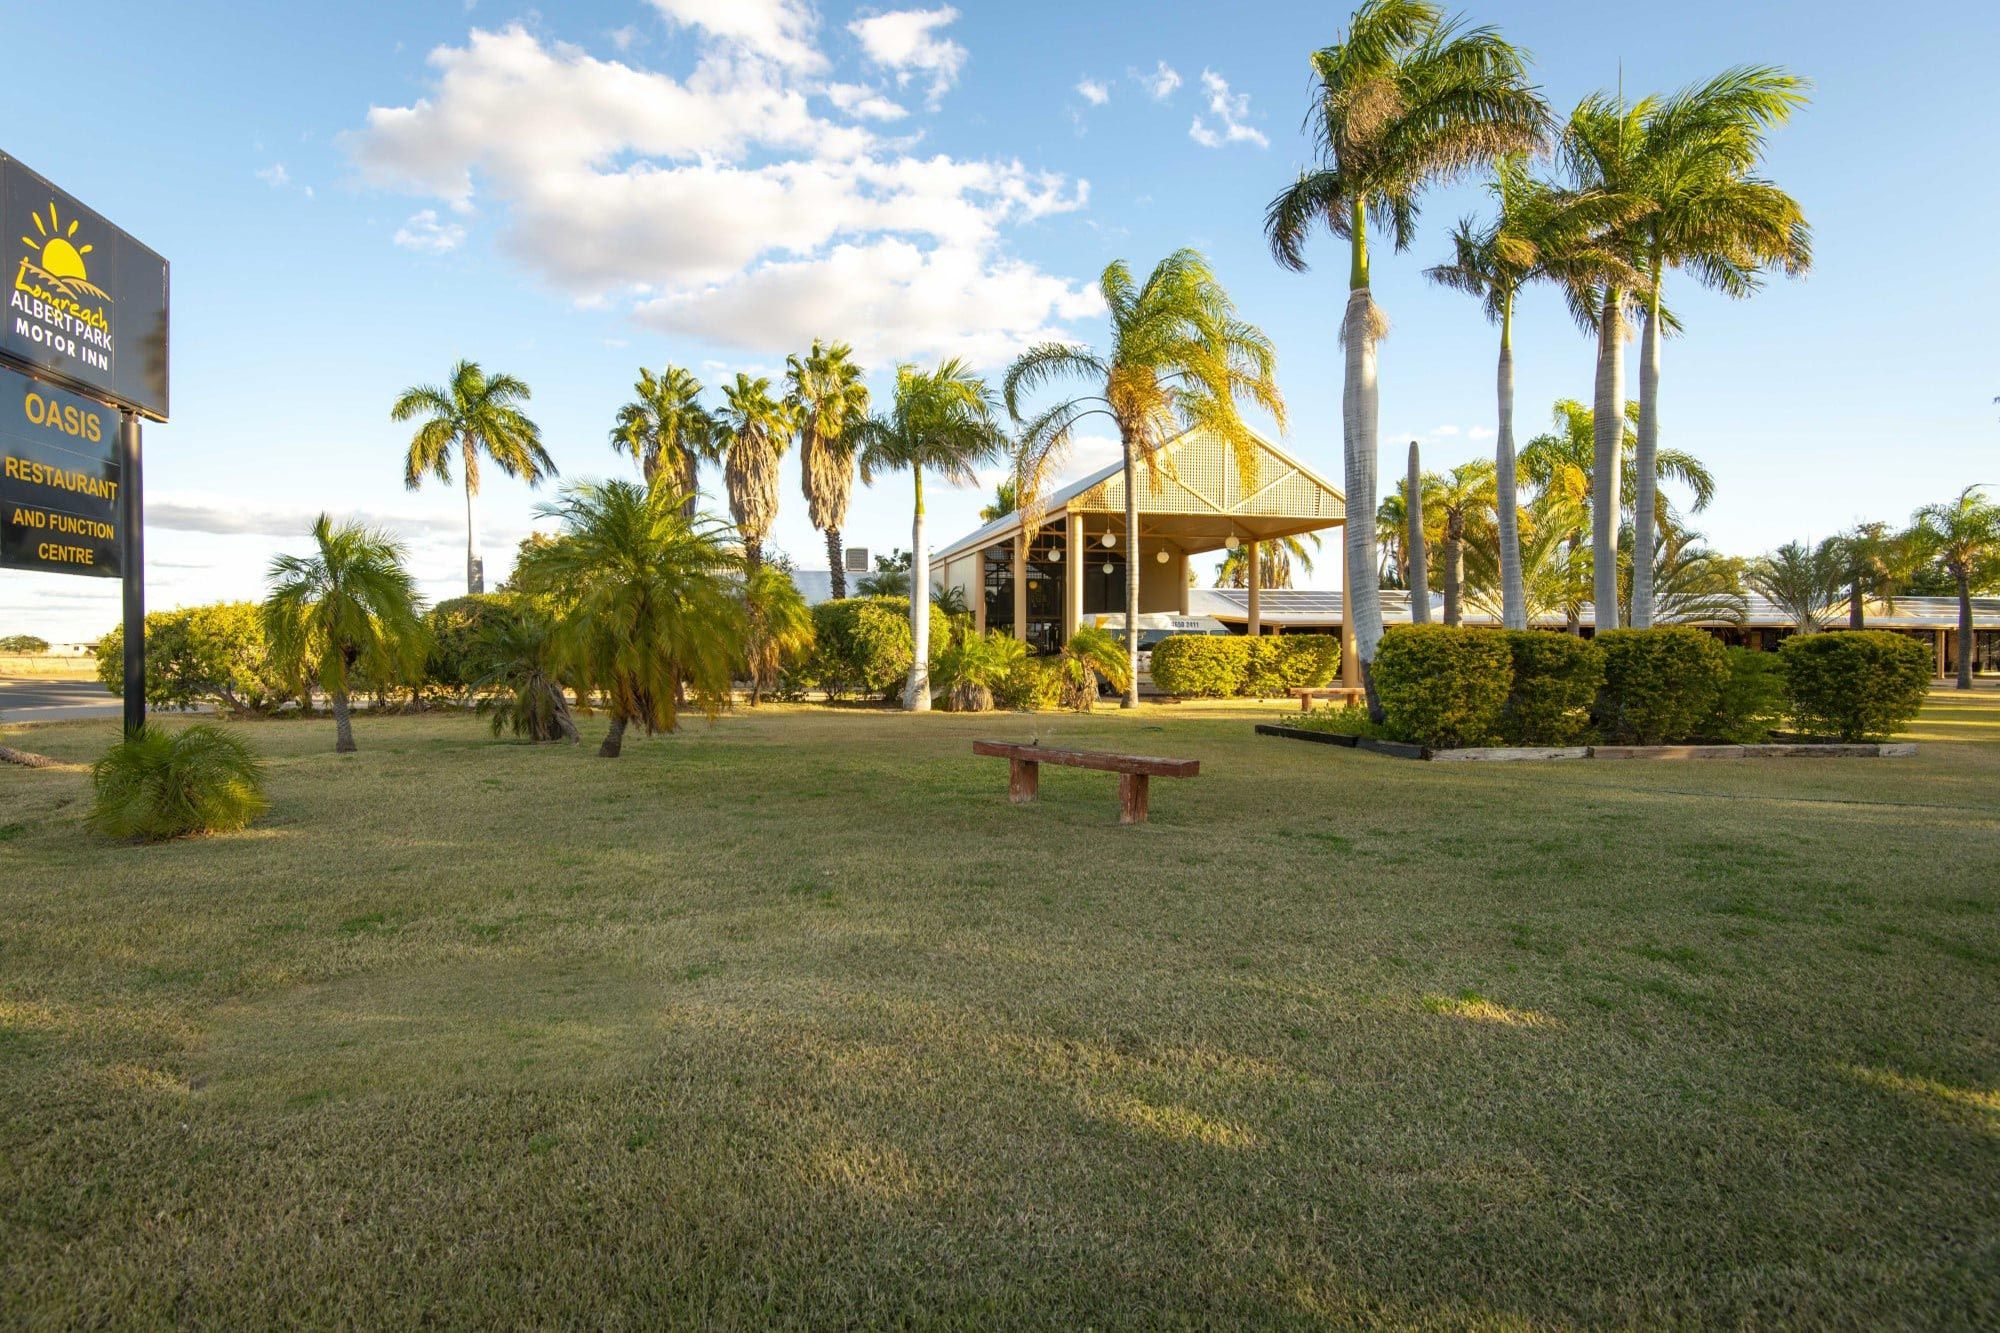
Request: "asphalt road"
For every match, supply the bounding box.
[0,677,122,721]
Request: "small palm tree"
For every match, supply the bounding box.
[89,724,267,841]
[469,609,579,744]
[1056,624,1131,711]
[610,365,719,518]
[1005,249,1285,707]
[1216,534,1320,590]
[787,340,871,598]
[1746,537,1846,634]
[1622,526,1747,627]
[979,477,1019,523]
[935,630,1028,712]
[855,361,1008,712]
[1911,486,2000,689]
[1265,0,1543,710]
[264,516,428,753]
[1430,460,1498,625]
[1832,522,1909,630]
[393,360,554,594]
[742,563,814,706]
[514,480,742,756]
[716,373,796,573]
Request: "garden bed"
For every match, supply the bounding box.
[1255,724,1916,762]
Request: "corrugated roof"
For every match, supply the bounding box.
[1188,588,2000,630]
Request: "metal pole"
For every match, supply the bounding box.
[120,410,144,735]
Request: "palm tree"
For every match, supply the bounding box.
[1055,624,1132,711]
[1911,486,2000,689]
[716,374,795,573]
[742,562,814,706]
[1404,442,1432,623]
[470,608,580,744]
[1426,155,1637,628]
[393,360,554,594]
[1833,521,1907,629]
[855,361,1008,712]
[610,365,719,518]
[1005,250,1285,707]
[1375,474,1437,590]
[1747,537,1845,634]
[263,515,427,753]
[787,340,871,597]
[1217,534,1320,589]
[1265,0,1542,711]
[979,477,1019,523]
[1627,68,1811,626]
[1430,460,1498,625]
[514,480,742,755]
[1624,525,1747,627]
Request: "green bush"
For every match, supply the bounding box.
[0,634,49,653]
[1593,627,1729,745]
[1500,632,1603,746]
[1709,648,1786,744]
[808,597,916,700]
[97,603,289,714]
[1780,631,1932,741]
[1243,635,1341,696]
[425,594,524,694]
[89,724,267,841]
[1372,625,1513,749]
[934,630,1027,711]
[1291,703,1382,737]
[991,655,1062,711]
[1148,635,1245,698]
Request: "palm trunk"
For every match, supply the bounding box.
[331,688,356,753]
[464,466,483,595]
[1849,583,1865,630]
[1496,300,1526,630]
[906,468,931,711]
[1344,200,1386,721]
[599,712,628,758]
[1443,521,1463,627]
[826,526,847,600]
[678,452,701,519]
[1631,278,1663,628]
[1591,289,1624,632]
[1957,572,1974,689]
[1122,431,1141,709]
[1406,442,1430,624]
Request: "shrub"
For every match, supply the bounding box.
[425,594,524,695]
[1593,627,1729,745]
[1780,631,1932,741]
[1709,648,1785,744]
[97,603,289,714]
[1372,625,1513,749]
[1243,634,1341,696]
[1500,632,1603,745]
[992,655,1062,711]
[808,597,915,700]
[1291,703,1382,737]
[1148,635,1246,698]
[934,631,1027,712]
[88,725,267,841]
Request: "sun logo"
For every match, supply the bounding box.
[20,203,110,302]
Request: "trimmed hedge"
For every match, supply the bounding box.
[1500,632,1603,745]
[1148,633,1340,698]
[993,656,1063,711]
[1244,635,1341,696]
[1781,630,1932,741]
[1372,625,1513,749]
[1593,627,1729,745]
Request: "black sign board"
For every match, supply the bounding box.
[0,363,122,577]
[2,151,169,421]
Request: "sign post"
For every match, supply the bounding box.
[0,151,169,734]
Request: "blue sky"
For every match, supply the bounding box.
[4,0,1996,641]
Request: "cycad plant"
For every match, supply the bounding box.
[1005,249,1284,706]
[716,373,795,572]
[1265,0,1542,710]
[1055,624,1131,711]
[1746,537,1846,633]
[393,360,553,594]
[611,366,719,518]
[89,724,267,841]
[787,340,871,597]
[264,515,428,753]
[935,630,1028,712]
[469,608,579,744]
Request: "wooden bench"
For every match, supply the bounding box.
[971,740,1198,825]
[1289,686,1366,711]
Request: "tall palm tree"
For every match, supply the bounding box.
[1747,538,1845,634]
[855,360,1008,712]
[787,340,871,597]
[514,480,742,756]
[1265,0,1542,712]
[1519,396,1715,583]
[610,365,719,518]
[1217,533,1321,590]
[1627,67,1811,626]
[1404,442,1431,623]
[1430,459,1498,625]
[715,373,795,573]
[1376,474,1437,590]
[392,360,554,594]
[1005,249,1285,706]
[263,516,427,753]
[1426,155,1637,628]
[1911,486,2000,689]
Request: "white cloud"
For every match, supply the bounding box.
[608,24,640,52]
[826,81,908,121]
[256,162,290,188]
[345,23,1092,366]
[1468,426,1495,441]
[393,209,466,253]
[1075,78,1108,107]
[1433,424,1462,437]
[649,0,822,71]
[1134,60,1181,100]
[1188,69,1266,149]
[149,499,466,539]
[848,7,966,106]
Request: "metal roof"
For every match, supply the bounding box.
[1188,588,2000,631]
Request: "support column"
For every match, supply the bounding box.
[974,554,986,634]
[1176,548,1189,616]
[1246,539,1262,637]
[1340,520,1358,687]
[1012,528,1029,644]
[119,411,145,737]
[1937,628,1947,680]
[1064,512,1082,643]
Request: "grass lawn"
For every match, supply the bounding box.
[3,691,1998,1326]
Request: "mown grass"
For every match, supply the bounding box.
[3,691,1997,1326]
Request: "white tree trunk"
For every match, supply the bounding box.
[1496,322,1526,630]
[1122,435,1140,708]
[1591,294,1624,631]
[906,468,931,710]
[1630,297,1662,628]
[464,466,482,595]
[1406,440,1429,623]
[1344,288,1384,671]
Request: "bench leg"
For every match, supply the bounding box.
[1118,773,1149,825]
[1009,758,1039,804]
[1300,694,1311,712]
